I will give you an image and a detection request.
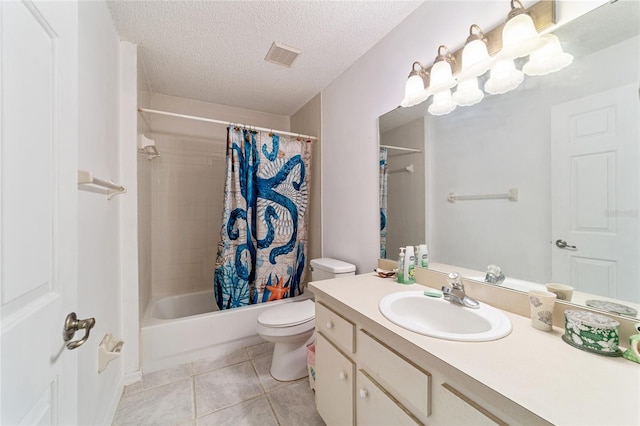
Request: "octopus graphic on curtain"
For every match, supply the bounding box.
[214,127,311,310]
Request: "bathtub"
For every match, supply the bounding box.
[141,289,313,373]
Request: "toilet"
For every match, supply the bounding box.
[256,258,356,381]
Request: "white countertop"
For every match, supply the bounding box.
[310,273,640,426]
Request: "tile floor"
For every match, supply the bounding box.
[113,341,325,426]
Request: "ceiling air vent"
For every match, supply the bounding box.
[265,41,301,68]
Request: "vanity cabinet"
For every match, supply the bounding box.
[438,383,506,426]
[315,333,354,425]
[355,369,419,426]
[313,299,545,426]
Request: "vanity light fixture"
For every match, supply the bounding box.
[485,58,524,94]
[398,1,561,112]
[522,34,573,76]
[453,25,493,107]
[427,46,457,115]
[500,0,548,59]
[400,62,430,108]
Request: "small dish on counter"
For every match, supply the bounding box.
[563,310,622,357]
[374,268,397,278]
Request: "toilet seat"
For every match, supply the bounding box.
[257,299,315,327]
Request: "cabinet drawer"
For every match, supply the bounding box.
[316,333,354,426]
[357,329,431,418]
[356,370,421,426]
[316,302,355,353]
[440,383,506,426]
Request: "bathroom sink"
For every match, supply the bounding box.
[379,291,512,342]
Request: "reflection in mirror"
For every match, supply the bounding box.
[378,0,640,314]
[379,113,426,260]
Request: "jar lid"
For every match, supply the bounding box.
[564,310,619,329]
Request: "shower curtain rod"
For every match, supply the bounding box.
[138,108,318,141]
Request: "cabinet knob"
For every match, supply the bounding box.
[326,321,334,329]
[359,388,368,399]
[339,371,347,380]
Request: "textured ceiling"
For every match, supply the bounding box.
[107,1,423,116]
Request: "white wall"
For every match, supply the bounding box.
[291,94,323,267]
[119,41,141,383]
[77,1,125,424]
[320,0,606,273]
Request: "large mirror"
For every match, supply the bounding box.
[379,0,640,315]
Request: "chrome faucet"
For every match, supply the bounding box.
[442,272,480,309]
[484,264,505,285]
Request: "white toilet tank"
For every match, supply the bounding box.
[310,258,356,281]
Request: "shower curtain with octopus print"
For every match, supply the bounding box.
[214,126,312,310]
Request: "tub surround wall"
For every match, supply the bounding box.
[149,137,225,297]
[136,93,291,300]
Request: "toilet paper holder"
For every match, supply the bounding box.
[98,333,124,373]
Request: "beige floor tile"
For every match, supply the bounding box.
[245,340,275,359]
[194,361,263,417]
[268,380,324,426]
[113,378,194,425]
[125,363,192,395]
[251,353,291,393]
[196,396,278,426]
[192,347,249,375]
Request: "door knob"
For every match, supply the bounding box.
[555,239,577,250]
[63,312,96,350]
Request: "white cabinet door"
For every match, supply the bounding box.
[1,1,79,424]
[439,383,505,426]
[551,84,639,302]
[356,370,421,426]
[315,333,354,426]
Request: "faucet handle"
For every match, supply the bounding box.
[447,272,463,288]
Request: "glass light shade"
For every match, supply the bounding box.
[428,89,456,116]
[523,34,574,76]
[485,58,524,94]
[459,38,494,79]
[452,78,484,107]
[400,73,429,107]
[501,13,547,59]
[429,60,457,92]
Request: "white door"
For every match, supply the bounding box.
[551,84,639,302]
[1,1,79,424]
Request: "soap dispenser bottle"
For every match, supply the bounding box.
[405,245,415,284]
[417,244,429,268]
[397,248,406,284]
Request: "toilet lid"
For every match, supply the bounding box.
[257,299,315,327]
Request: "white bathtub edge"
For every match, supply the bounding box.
[141,291,313,374]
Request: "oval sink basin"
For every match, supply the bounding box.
[379,291,512,342]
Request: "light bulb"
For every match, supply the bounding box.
[501,5,547,59]
[485,58,524,94]
[428,89,456,116]
[523,34,573,76]
[452,78,484,107]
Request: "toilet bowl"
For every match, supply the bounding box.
[256,299,316,381]
[256,258,356,381]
